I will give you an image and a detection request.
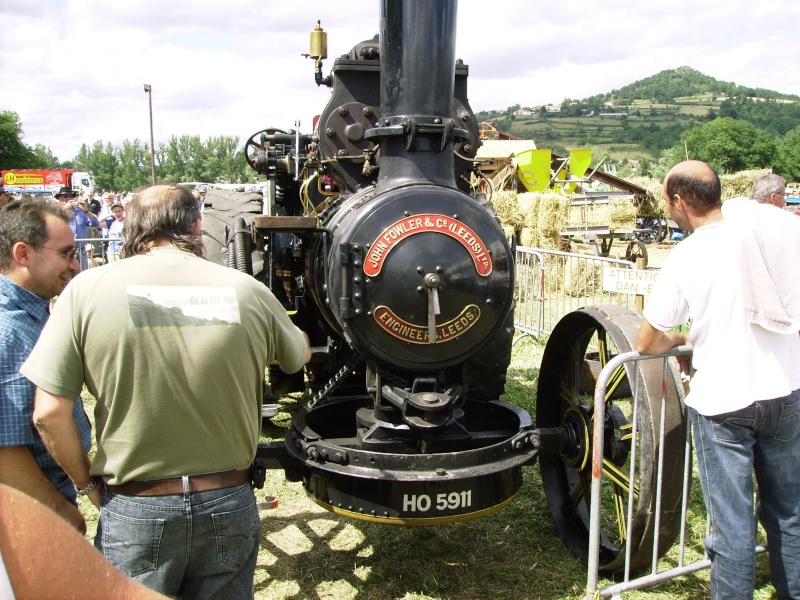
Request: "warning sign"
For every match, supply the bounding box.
[602,268,660,295]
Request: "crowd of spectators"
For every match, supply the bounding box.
[0,186,130,269]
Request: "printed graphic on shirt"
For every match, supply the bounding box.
[127,285,241,328]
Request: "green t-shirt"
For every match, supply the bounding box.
[21,247,308,484]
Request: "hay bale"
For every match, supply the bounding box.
[537,194,569,234]
[606,198,637,231]
[563,258,602,297]
[491,190,522,230]
[567,197,635,230]
[519,227,538,248]
[515,191,571,249]
[537,194,570,250]
[720,169,770,201]
[518,193,541,229]
[627,176,666,217]
[626,169,771,210]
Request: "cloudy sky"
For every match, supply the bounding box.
[2,0,799,162]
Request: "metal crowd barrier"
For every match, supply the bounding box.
[514,247,638,341]
[584,348,768,599]
[74,235,122,272]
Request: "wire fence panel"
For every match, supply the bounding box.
[514,247,638,341]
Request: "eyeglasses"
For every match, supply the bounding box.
[37,245,80,261]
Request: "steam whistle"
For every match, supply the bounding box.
[303,20,330,87]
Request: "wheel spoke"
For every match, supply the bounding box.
[605,365,627,401]
[560,382,577,408]
[597,330,608,368]
[613,484,628,543]
[618,421,633,442]
[602,458,639,499]
[571,469,592,513]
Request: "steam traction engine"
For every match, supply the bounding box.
[205,0,686,573]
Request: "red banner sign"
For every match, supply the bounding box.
[1,169,72,188]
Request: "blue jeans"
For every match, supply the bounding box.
[690,388,800,600]
[96,482,260,599]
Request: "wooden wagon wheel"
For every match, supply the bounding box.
[625,239,648,267]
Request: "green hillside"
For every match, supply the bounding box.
[475,67,800,163]
[610,65,799,103]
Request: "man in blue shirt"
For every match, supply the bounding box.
[54,186,98,271]
[0,199,93,533]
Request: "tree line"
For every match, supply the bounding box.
[0,111,259,192]
[4,102,800,190]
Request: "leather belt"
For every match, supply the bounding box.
[107,468,250,496]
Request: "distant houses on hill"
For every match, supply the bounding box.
[512,104,562,117]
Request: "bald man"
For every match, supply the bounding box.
[636,161,800,600]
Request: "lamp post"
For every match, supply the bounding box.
[143,84,156,185]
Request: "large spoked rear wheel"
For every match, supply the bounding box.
[537,305,686,574]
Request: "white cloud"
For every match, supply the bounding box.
[2,0,799,162]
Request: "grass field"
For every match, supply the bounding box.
[77,333,778,599]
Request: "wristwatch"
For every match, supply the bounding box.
[77,477,100,496]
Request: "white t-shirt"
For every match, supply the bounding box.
[107,218,124,254]
[643,220,800,416]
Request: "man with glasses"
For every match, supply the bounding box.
[0,199,92,533]
[55,186,98,271]
[751,173,788,209]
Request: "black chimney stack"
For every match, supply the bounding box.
[366,0,467,192]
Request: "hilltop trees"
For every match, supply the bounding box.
[719,97,800,136]
[776,125,800,182]
[680,117,777,174]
